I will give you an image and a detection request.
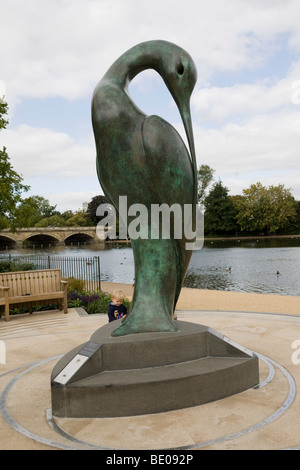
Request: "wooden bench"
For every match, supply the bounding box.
[0,269,68,321]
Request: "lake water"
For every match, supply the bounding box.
[1,238,300,296]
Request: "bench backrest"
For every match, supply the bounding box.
[0,269,63,297]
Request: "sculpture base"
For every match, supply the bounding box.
[51,320,259,418]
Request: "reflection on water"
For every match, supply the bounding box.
[1,238,300,296]
[185,238,300,296]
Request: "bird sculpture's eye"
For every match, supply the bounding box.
[177,62,184,75]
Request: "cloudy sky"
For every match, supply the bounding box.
[1,0,300,212]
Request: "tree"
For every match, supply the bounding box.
[35,214,66,227]
[33,196,57,219]
[12,196,57,228]
[65,210,89,226]
[204,180,238,235]
[0,99,30,225]
[235,182,297,234]
[197,164,215,205]
[284,200,300,234]
[61,210,74,221]
[86,195,110,225]
[0,99,9,130]
[0,215,9,230]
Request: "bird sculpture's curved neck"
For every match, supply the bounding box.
[104,43,163,90]
[102,41,197,206]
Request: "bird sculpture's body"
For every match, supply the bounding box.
[92,40,197,336]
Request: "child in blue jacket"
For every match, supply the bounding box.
[107,289,127,322]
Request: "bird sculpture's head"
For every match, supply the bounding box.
[147,40,198,174]
[100,40,198,196]
[160,42,197,107]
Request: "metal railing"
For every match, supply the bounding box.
[0,254,101,291]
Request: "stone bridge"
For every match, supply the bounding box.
[0,227,103,248]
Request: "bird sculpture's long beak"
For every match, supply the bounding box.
[180,102,197,183]
[179,101,198,236]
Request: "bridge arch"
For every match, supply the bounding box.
[0,235,17,249]
[23,234,60,247]
[0,227,99,247]
[64,232,95,245]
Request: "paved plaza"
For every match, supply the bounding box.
[1,284,300,450]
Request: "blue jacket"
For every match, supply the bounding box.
[107,302,127,322]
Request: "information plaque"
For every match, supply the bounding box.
[53,342,101,385]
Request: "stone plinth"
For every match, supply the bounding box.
[51,320,259,418]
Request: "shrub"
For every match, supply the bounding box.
[0,261,12,272]
[87,292,113,314]
[67,297,84,308]
[85,299,105,314]
[67,289,130,314]
[8,303,59,315]
[64,277,86,293]
[0,260,35,272]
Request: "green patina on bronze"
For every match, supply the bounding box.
[91,40,198,336]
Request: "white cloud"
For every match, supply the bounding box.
[42,190,101,213]
[194,110,300,199]
[1,0,128,104]
[2,0,300,105]
[0,81,6,97]
[2,0,300,210]
[193,78,293,123]
[1,125,95,179]
[192,55,300,123]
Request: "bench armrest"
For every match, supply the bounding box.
[0,286,10,291]
[60,280,68,291]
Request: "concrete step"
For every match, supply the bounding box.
[51,321,259,418]
[73,356,251,387]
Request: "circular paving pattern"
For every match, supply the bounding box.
[0,349,296,450]
[1,309,300,450]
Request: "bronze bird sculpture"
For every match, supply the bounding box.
[92,40,197,336]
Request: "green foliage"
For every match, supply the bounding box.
[32,209,90,228]
[84,293,113,314]
[0,147,30,219]
[65,209,89,226]
[67,297,84,308]
[197,164,215,205]
[11,196,57,229]
[64,277,86,293]
[86,195,110,225]
[284,201,300,234]
[0,260,35,272]
[35,213,66,227]
[61,210,74,220]
[0,99,30,221]
[0,215,9,230]
[67,289,130,314]
[8,302,60,316]
[235,182,297,234]
[0,98,9,130]
[204,181,239,235]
